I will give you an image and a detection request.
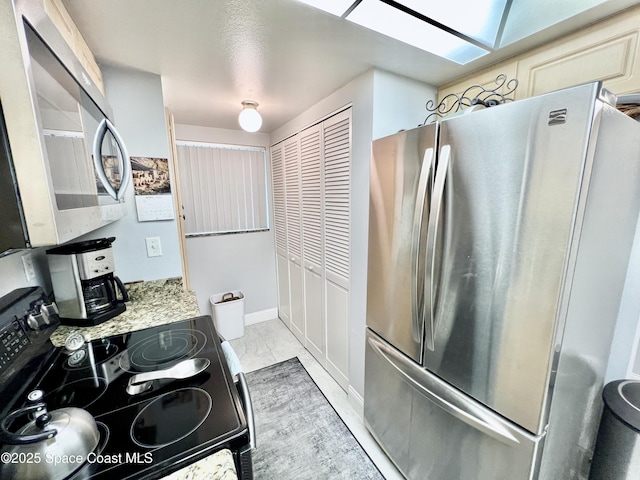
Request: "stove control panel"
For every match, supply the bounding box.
[0,321,29,374]
[0,287,59,376]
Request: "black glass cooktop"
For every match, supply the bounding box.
[13,316,249,480]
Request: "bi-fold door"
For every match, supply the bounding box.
[271,108,352,390]
[271,143,290,326]
[283,135,305,343]
[300,123,324,361]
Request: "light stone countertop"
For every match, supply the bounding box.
[163,449,239,480]
[49,277,238,480]
[50,277,201,347]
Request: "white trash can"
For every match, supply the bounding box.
[210,291,245,340]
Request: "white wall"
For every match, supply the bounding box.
[0,248,51,299]
[372,69,437,139]
[77,66,182,283]
[271,68,436,402]
[173,125,277,317]
[607,214,640,381]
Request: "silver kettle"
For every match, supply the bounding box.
[0,390,99,480]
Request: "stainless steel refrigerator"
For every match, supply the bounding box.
[364,82,640,480]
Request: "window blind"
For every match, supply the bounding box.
[176,142,269,236]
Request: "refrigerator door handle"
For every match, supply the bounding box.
[411,147,434,343]
[368,333,520,447]
[424,144,450,351]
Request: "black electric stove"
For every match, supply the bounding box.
[0,287,252,480]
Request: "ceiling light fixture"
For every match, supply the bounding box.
[238,100,262,132]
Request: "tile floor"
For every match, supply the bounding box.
[229,318,404,480]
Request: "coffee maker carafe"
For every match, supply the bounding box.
[46,237,129,326]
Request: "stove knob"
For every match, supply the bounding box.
[41,303,58,323]
[26,303,57,330]
[26,313,46,330]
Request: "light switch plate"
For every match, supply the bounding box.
[145,237,162,257]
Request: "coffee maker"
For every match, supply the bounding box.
[46,237,129,326]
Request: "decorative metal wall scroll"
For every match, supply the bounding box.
[423,74,519,124]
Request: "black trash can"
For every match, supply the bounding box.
[589,380,640,479]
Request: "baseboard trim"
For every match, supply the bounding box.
[244,308,278,326]
[326,360,349,392]
[348,386,364,419]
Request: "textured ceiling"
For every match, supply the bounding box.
[62,0,636,133]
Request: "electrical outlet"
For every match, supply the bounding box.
[145,237,162,257]
[22,253,36,281]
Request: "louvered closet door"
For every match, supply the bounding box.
[271,142,290,325]
[323,109,351,390]
[284,134,305,343]
[300,123,325,363]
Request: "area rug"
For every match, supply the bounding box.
[246,357,385,480]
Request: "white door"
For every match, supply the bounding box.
[323,109,351,390]
[271,142,290,324]
[300,123,325,363]
[284,134,304,343]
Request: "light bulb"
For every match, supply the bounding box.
[238,101,262,132]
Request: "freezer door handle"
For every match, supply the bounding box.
[424,144,450,351]
[368,331,520,447]
[411,147,434,344]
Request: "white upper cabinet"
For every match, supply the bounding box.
[516,7,640,98]
[437,4,640,109]
[42,0,104,93]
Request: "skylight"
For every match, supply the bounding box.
[347,1,489,64]
[398,0,509,47]
[297,0,491,64]
[298,0,619,65]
